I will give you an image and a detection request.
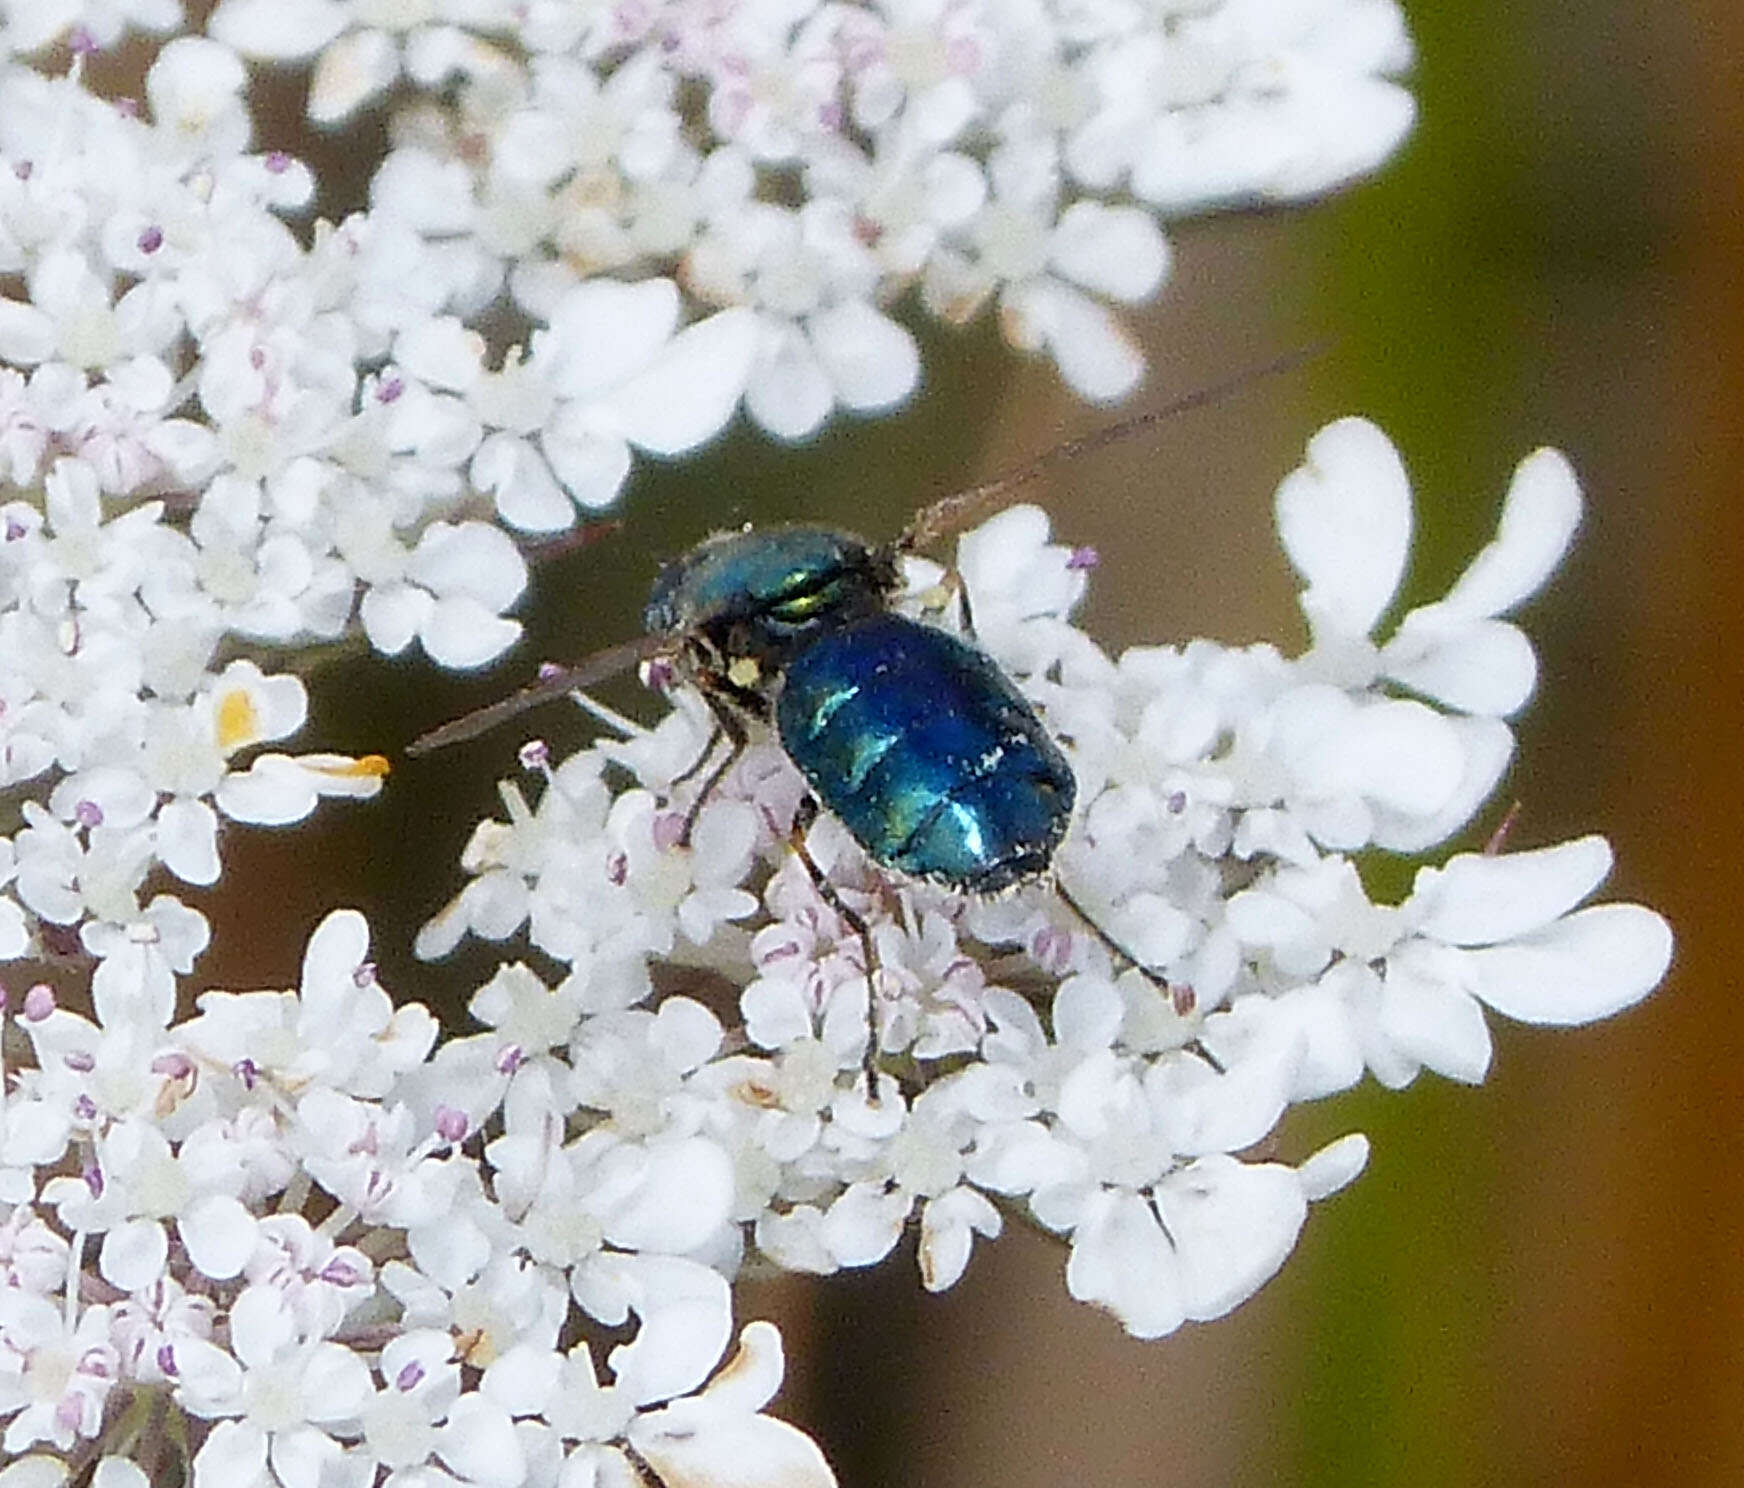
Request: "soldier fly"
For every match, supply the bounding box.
[409,356,1314,1084]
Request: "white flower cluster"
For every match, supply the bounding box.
[0,2,1418,967]
[0,9,1669,1486]
[416,419,1671,1339]
[0,421,1672,1482]
[0,909,832,1485]
[196,0,1415,435]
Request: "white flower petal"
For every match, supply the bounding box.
[407,522,528,610]
[1158,1155,1307,1323]
[1275,417,1411,641]
[612,308,756,455]
[1439,448,1583,620]
[745,322,834,441]
[1410,836,1614,947]
[100,1218,169,1291]
[540,422,633,512]
[808,302,920,415]
[361,583,434,657]
[593,1255,732,1407]
[209,0,347,57]
[1378,951,1493,1084]
[821,1182,907,1268]
[1369,715,1514,855]
[546,279,682,398]
[215,757,319,826]
[298,1342,374,1421]
[180,1195,256,1281]
[191,1421,266,1488]
[0,300,56,365]
[421,596,523,669]
[436,1395,525,1488]
[0,1460,68,1488]
[1049,202,1170,303]
[1383,615,1537,716]
[1066,1188,1184,1339]
[631,1410,835,1488]
[1296,1133,1370,1201]
[1463,903,1673,1026]
[309,29,401,125]
[601,1138,735,1254]
[157,798,221,886]
[473,432,577,531]
[1009,281,1144,404]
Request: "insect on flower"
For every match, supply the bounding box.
[408,359,1314,1087]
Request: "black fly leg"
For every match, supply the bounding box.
[1053,878,1224,1073]
[951,567,977,640]
[789,794,882,1096]
[919,562,978,641]
[677,698,749,849]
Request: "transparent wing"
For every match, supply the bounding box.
[406,631,676,756]
[894,344,1329,554]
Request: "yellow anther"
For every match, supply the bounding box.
[215,687,262,753]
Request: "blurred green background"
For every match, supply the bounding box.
[189,2,1742,1484]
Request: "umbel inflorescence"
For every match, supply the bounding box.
[0,421,1672,1483]
[0,4,1670,1486]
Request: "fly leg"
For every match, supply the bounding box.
[676,696,748,849]
[1053,878,1224,1073]
[916,562,978,640]
[789,794,882,1097]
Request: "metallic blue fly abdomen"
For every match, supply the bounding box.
[775,612,1075,894]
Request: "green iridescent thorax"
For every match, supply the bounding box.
[645,525,900,715]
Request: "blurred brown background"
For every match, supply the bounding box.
[186,1,1744,1484]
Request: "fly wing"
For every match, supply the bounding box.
[893,344,1328,554]
[406,631,674,756]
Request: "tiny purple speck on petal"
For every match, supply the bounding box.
[13,160,31,181]
[158,1343,178,1376]
[353,961,377,988]
[1172,984,1197,1017]
[519,739,551,771]
[396,1359,426,1391]
[64,1049,95,1073]
[496,1043,525,1075]
[151,1051,193,1080]
[234,1058,259,1089]
[653,812,686,853]
[377,375,403,403]
[434,1105,467,1143]
[74,1094,97,1121]
[320,1256,362,1286]
[74,799,104,829]
[83,1164,104,1198]
[69,25,97,54]
[605,851,628,887]
[138,225,164,254]
[1066,546,1100,571]
[22,984,54,1021]
[537,661,564,681]
[266,151,292,174]
[113,97,140,118]
[1166,790,1188,815]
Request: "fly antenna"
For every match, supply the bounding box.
[895,341,1331,553]
[405,631,672,756]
